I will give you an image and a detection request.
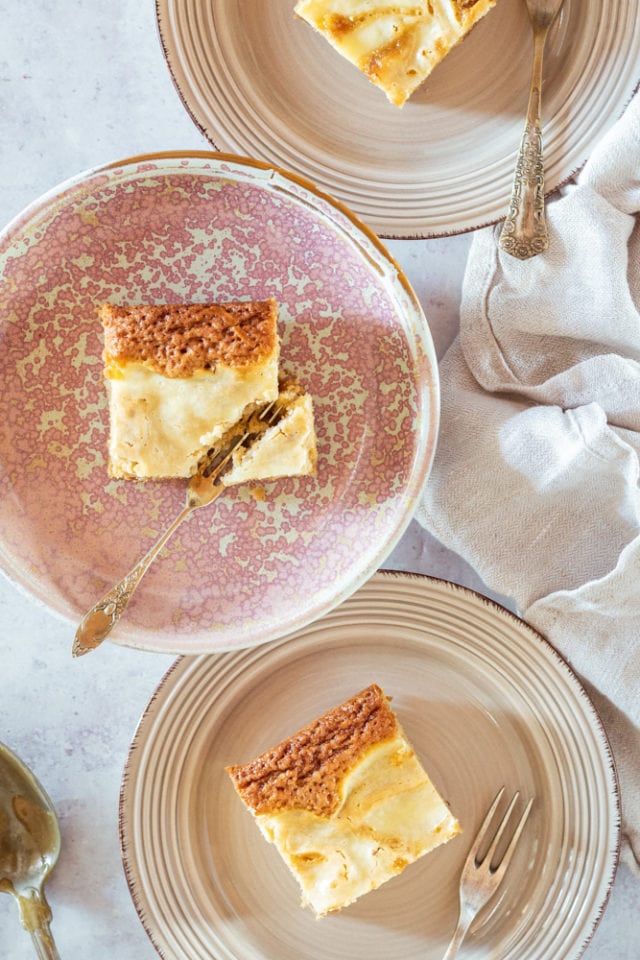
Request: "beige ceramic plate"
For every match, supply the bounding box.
[156,0,640,238]
[120,572,619,960]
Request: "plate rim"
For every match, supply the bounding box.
[118,569,621,960]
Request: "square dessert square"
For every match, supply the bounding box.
[294,0,499,107]
[101,299,279,479]
[226,683,461,917]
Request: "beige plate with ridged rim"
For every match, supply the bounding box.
[119,571,619,960]
[155,0,640,239]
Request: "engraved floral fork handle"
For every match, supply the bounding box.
[71,492,221,657]
[499,0,565,260]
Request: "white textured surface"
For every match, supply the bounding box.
[0,2,637,958]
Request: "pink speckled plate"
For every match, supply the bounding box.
[0,152,438,654]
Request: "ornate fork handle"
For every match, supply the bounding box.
[499,29,550,259]
[72,503,194,656]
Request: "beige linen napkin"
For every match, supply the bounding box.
[417,91,640,873]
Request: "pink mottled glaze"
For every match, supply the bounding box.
[0,153,438,653]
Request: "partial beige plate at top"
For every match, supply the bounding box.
[120,572,619,960]
[155,0,640,238]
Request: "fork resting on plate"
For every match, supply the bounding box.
[443,788,534,959]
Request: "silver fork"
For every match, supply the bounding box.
[72,398,283,657]
[442,788,534,959]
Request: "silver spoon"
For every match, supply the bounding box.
[499,0,566,259]
[0,742,62,959]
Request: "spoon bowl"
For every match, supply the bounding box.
[0,741,61,959]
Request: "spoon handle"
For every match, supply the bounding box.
[499,26,550,259]
[17,891,62,960]
[29,920,62,960]
[72,503,193,656]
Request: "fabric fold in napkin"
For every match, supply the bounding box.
[417,91,640,873]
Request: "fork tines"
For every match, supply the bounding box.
[199,398,284,481]
[473,787,534,876]
[443,788,535,960]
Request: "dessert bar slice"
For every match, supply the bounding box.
[226,684,461,917]
[294,0,499,107]
[101,299,279,479]
[221,376,317,486]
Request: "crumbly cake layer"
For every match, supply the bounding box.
[226,684,461,916]
[226,684,396,816]
[294,0,499,107]
[101,299,278,378]
[102,299,280,479]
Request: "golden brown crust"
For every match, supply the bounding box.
[226,684,398,816]
[100,298,279,378]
